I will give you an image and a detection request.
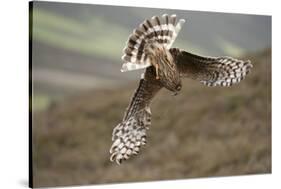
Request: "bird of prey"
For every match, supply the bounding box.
[109,14,253,164]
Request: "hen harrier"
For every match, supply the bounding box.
[110,14,253,164]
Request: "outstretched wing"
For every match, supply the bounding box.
[170,48,253,87]
[121,14,185,72]
[110,67,162,164]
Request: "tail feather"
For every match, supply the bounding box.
[121,14,185,72]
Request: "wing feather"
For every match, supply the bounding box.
[170,48,253,87]
[110,67,162,164]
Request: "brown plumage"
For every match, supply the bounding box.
[110,14,253,164]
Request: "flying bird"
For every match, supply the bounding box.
[109,14,253,164]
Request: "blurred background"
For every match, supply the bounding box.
[31,1,272,188]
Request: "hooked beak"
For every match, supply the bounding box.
[176,84,182,91]
[172,92,178,96]
[173,84,182,96]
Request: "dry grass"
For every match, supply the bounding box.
[32,49,271,187]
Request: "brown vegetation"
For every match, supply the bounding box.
[32,49,271,187]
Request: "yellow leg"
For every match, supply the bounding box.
[155,63,160,80]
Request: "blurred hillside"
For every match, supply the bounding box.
[31,1,271,111]
[32,49,271,187]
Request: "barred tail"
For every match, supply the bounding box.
[121,14,185,72]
